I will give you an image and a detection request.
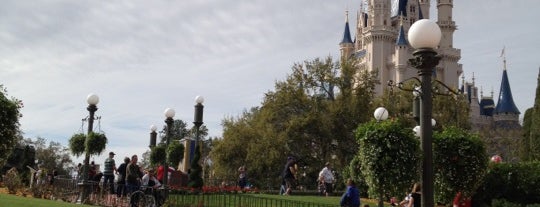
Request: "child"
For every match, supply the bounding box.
[318,175,326,196]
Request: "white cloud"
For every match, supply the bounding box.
[1,0,538,165]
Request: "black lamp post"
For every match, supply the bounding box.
[149,124,157,148]
[163,108,175,193]
[78,93,99,204]
[193,96,204,149]
[408,19,442,207]
[192,96,204,186]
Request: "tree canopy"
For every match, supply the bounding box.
[210,56,377,188]
[0,85,23,168]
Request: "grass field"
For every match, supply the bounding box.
[0,189,389,207]
[0,193,94,207]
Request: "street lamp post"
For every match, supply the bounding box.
[149,125,157,148]
[193,96,204,184]
[78,93,99,204]
[193,96,204,147]
[408,19,442,207]
[163,108,175,194]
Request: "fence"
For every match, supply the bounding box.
[168,192,339,207]
[42,176,338,207]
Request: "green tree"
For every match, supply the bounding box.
[433,127,488,205]
[527,69,540,161]
[521,108,533,160]
[0,85,23,168]
[211,56,376,189]
[355,119,421,207]
[24,137,75,176]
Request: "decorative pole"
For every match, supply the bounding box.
[408,19,442,207]
[163,108,175,195]
[78,93,99,204]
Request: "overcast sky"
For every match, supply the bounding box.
[2,0,538,167]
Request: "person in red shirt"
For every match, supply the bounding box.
[453,192,471,207]
[156,164,174,183]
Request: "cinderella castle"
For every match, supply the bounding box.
[338,0,521,132]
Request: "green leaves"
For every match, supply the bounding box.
[69,133,86,157]
[433,127,488,204]
[356,119,421,201]
[68,132,107,157]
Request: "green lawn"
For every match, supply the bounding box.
[0,192,390,207]
[250,194,390,207]
[0,193,93,207]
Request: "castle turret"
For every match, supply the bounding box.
[394,18,409,82]
[493,55,521,128]
[418,0,430,19]
[436,0,462,89]
[340,11,354,59]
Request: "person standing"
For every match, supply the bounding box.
[116,157,130,197]
[319,162,335,196]
[340,179,360,207]
[238,165,247,189]
[406,183,421,207]
[103,151,117,194]
[126,155,143,194]
[282,156,297,195]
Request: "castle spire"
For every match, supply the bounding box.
[494,55,520,114]
[417,0,424,19]
[340,11,353,44]
[396,17,408,46]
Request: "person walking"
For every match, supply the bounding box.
[319,162,334,196]
[340,179,360,207]
[103,151,117,194]
[282,156,297,195]
[116,157,129,197]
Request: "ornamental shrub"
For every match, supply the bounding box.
[355,119,421,204]
[473,161,540,206]
[433,126,488,204]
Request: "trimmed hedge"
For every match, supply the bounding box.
[473,161,540,206]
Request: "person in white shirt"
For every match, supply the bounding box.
[141,169,163,206]
[142,169,161,189]
[318,162,334,196]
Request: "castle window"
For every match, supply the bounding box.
[384,20,387,25]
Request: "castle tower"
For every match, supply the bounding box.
[341,0,461,97]
[340,11,354,59]
[362,0,396,94]
[394,18,410,81]
[436,0,462,89]
[493,55,521,128]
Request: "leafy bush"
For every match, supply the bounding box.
[150,144,166,166]
[433,127,488,204]
[4,167,22,194]
[355,119,421,202]
[473,161,540,206]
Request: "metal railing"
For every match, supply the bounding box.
[42,176,338,207]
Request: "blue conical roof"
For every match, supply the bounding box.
[396,25,408,46]
[494,69,520,114]
[341,21,353,44]
[417,0,424,19]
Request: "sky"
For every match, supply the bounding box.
[1,0,539,167]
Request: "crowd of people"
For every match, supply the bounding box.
[74,152,177,207]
